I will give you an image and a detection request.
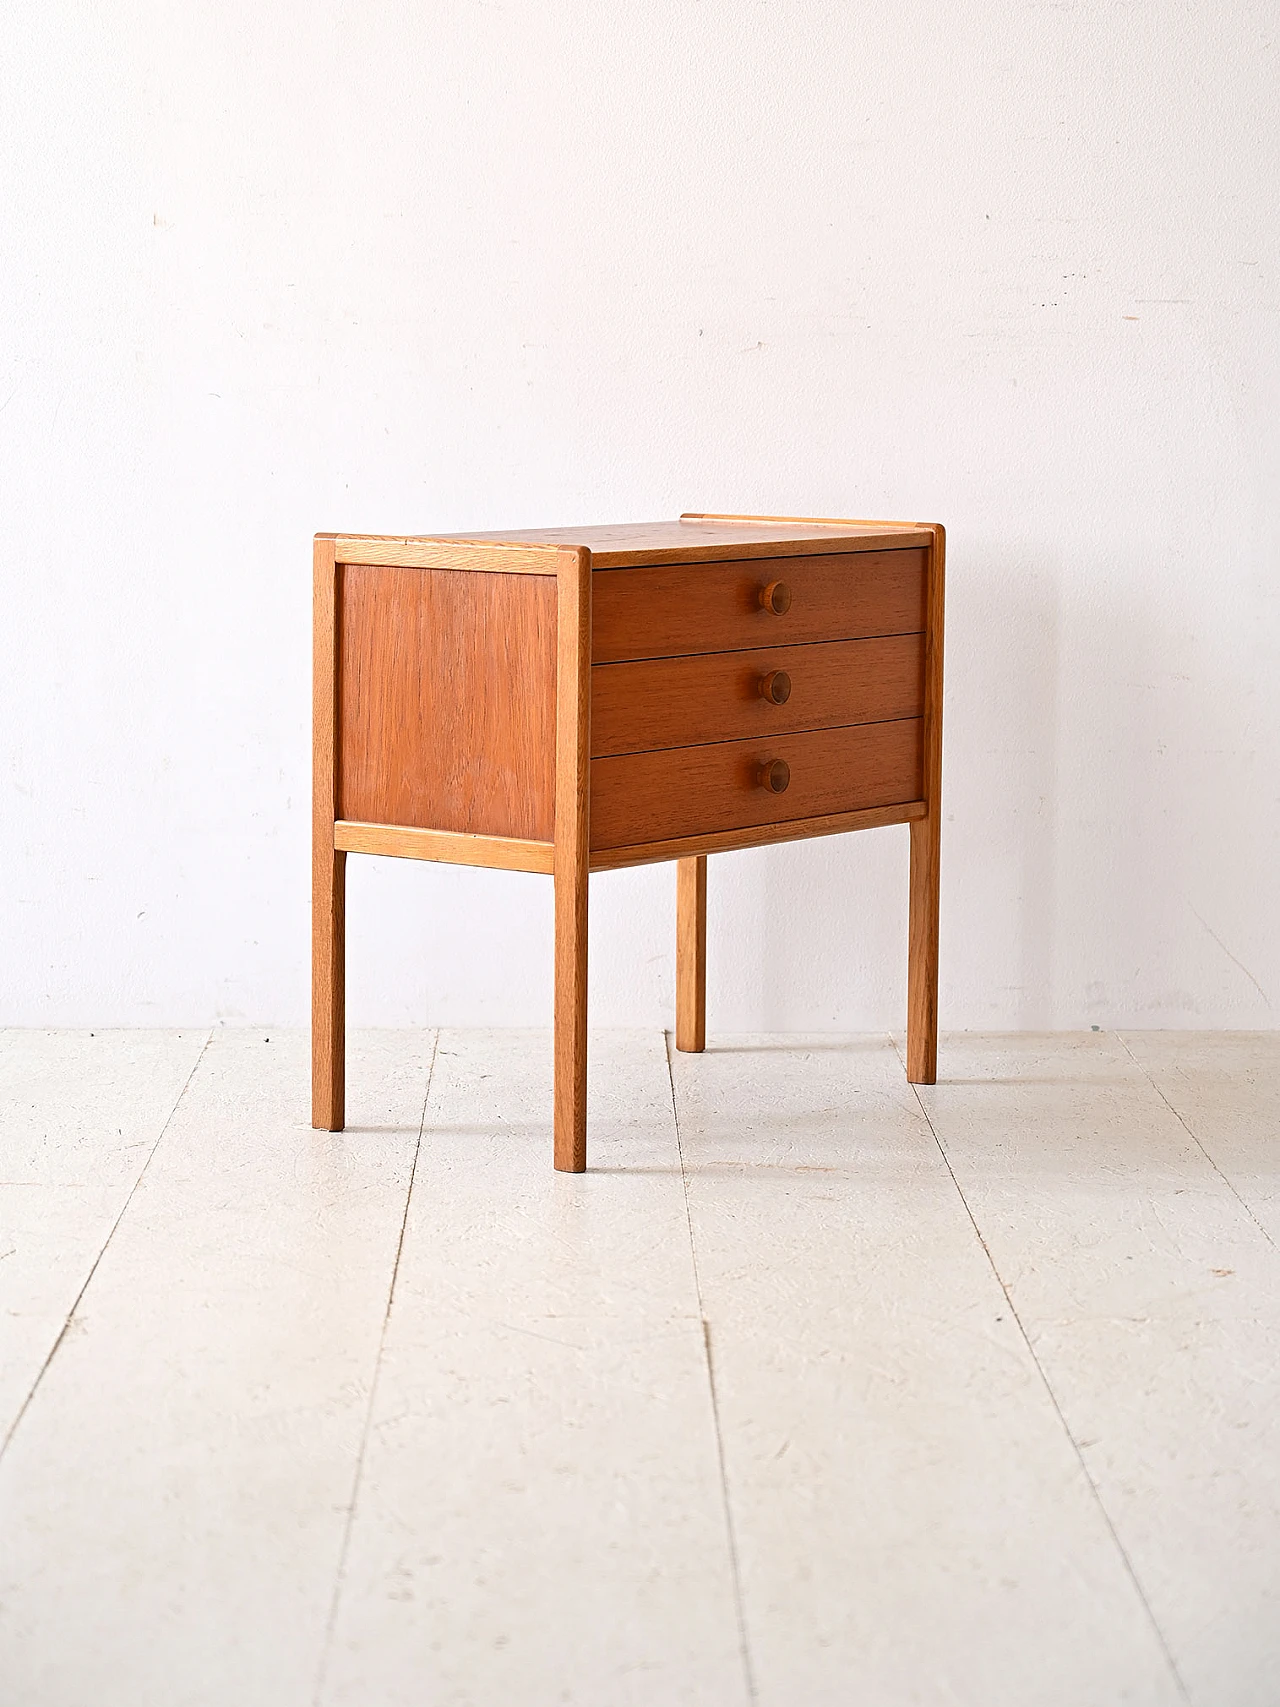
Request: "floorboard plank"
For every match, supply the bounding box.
[672,1034,1183,1707]
[319,1029,746,1707]
[919,1032,1280,1707]
[0,1029,209,1444]
[1121,1031,1280,1249]
[0,1028,430,1707]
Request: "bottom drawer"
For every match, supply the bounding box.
[589,718,923,851]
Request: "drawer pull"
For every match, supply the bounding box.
[759,580,792,615]
[757,758,791,794]
[758,669,792,705]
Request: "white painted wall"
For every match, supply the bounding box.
[3,1,1277,1030]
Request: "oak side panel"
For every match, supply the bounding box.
[312,538,345,1131]
[592,549,926,663]
[591,633,923,757]
[591,718,923,851]
[554,549,592,1173]
[907,526,945,1084]
[675,857,707,1053]
[338,564,557,840]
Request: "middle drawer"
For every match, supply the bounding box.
[591,632,924,757]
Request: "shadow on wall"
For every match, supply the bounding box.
[950,538,1272,1027]
[704,535,1272,1032]
[709,545,1064,1033]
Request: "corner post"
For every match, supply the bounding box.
[313,535,346,1129]
[907,524,945,1083]
[553,548,592,1171]
[675,856,707,1052]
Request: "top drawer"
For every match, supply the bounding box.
[591,548,927,663]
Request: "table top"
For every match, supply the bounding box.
[331,513,935,568]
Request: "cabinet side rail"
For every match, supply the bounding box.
[680,509,927,531]
[322,532,562,574]
[591,800,925,871]
[334,821,554,874]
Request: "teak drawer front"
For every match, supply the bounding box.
[591,548,926,663]
[590,718,922,851]
[591,633,923,758]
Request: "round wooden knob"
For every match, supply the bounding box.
[759,580,792,614]
[758,669,792,705]
[757,758,791,793]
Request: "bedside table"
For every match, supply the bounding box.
[313,511,944,1171]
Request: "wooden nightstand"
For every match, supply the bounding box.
[313,511,944,1170]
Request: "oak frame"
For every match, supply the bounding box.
[311,515,944,1168]
[312,536,344,1131]
[907,523,945,1084]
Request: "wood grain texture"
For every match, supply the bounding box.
[334,821,554,874]
[554,549,592,1173]
[681,509,920,529]
[338,564,557,840]
[438,518,933,565]
[589,801,925,871]
[591,550,926,663]
[908,525,946,1085]
[591,718,923,852]
[591,633,924,757]
[590,805,921,873]
[312,537,345,1132]
[676,857,707,1053]
[328,536,560,573]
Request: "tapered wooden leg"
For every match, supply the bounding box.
[312,844,346,1129]
[907,811,940,1084]
[554,857,588,1171]
[553,546,592,1172]
[312,533,345,1130]
[675,855,707,1053]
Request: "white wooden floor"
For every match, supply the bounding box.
[1,1030,1277,1706]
